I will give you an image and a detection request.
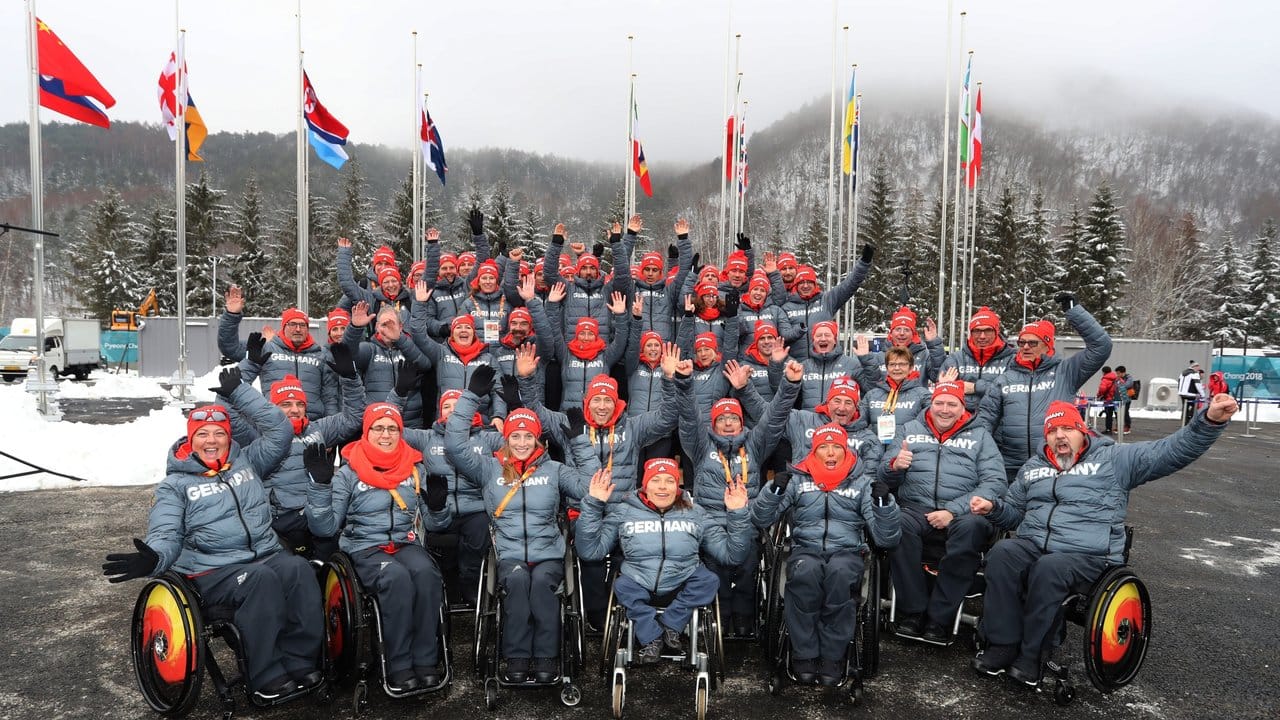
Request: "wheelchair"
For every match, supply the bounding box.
[759,526,883,703]
[598,571,725,720]
[131,572,328,719]
[320,550,452,713]
[884,527,991,647]
[472,535,586,709]
[976,527,1152,706]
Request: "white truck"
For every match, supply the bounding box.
[0,317,102,382]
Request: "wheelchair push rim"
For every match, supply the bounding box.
[321,553,365,685]
[131,575,204,717]
[1083,567,1151,692]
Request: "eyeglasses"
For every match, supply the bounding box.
[886,362,911,368]
[190,408,229,422]
[368,425,401,435]
[971,328,996,335]
[284,321,310,329]
[1015,339,1042,348]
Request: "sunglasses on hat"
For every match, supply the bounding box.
[189,409,229,422]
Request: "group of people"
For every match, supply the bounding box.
[102,211,1237,704]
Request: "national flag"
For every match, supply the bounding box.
[841,73,858,175]
[632,98,653,197]
[302,71,349,170]
[157,44,207,161]
[724,115,736,180]
[736,114,749,197]
[957,55,972,168]
[967,87,983,189]
[35,17,115,128]
[420,106,447,186]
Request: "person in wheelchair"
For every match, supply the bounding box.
[305,401,453,694]
[575,459,752,664]
[102,368,324,702]
[751,423,900,685]
[445,366,601,684]
[223,340,366,561]
[969,395,1238,687]
[879,378,1005,644]
[679,357,802,637]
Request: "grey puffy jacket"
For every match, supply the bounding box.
[988,410,1227,562]
[225,314,340,420]
[542,235,624,342]
[336,244,413,325]
[444,390,599,564]
[975,304,1112,471]
[340,324,434,428]
[785,409,884,469]
[576,492,753,595]
[420,241,478,338]
[796,347,866,411]
[306,461,452,554]
[144,382,293,576]
[780,259,870,361]
[406,306,504,420]
[878,414,1006,517]
[860,376,931,438]
[939,340,1017,412]
[751,464,900,553]
[630,230,693,339]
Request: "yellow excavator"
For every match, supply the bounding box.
[109,288,158,331]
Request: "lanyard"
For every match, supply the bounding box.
[387,467,421,511]
[589,425,617,473]
[885,385,900,415]
[494,463,537,518]
[718,447,748,487]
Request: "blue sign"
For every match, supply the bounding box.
[101,330,139,363]
[1211,356,1280,399]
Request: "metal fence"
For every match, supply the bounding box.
[138,316,332,378]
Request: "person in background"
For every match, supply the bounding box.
[1177,361,1204,426]
[1114,365,1136,435]
[1095,366,1119,434]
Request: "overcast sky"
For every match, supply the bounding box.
[4,1,1277,165]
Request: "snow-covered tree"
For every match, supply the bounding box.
[1080,182,1129,331]
[132,204,177,314]
[1022,190,1061,323]
[71,187,142,320]
[226,175,274,314]
[183,171,232,316]
[1243,218,1280,346]
[1055,205,1092,311]
[855,168,901,326]
[1205,233,1250,345]
[1163,212,1215,340]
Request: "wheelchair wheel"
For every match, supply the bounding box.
[131,574,205,717]
[474,549,499,678]
[698,598,725,690]
[610,666,626,719]
[762,545,787,662]
[860,553,883,678]
[599,584,622,678]
[1082,566,1151,692]
[322,553,365,685]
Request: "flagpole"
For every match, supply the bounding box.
[850,91,862,336]
[626,36,635,221]
[719,0,732,260]
[825,0,837,291]
[730,38,741,239]
[947,39,970,349]
[25,0,56,417]
[842,65,857,343]
[966,81,982,320]
[937,1,954,346]
[172,21,193,404]
[296,1,308,313]
[835,25,848,335]
[738,99,748,237]
[411,34,421,263]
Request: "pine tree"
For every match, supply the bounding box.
[1022,190,1060,323]
[1244,218,1280,346]
[1055,205,1090,307]
[1079,182,1129,331]
[794,200,830,280]
[856,168,901,327]
[70,188,141,319]
[132,204,177,313]
[1163,212,1215,340]
[227,175,274,314]
[898,187,940,321]
[454,186,486,249]
[384,171,414,259]
[978,186,1022,322]
[488,182,521,253]
[183,171,231,316]
[1206,234,1250,345]
[517,205,548,259]
[332,159,382,273]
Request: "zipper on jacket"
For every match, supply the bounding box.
[652,512,668,593]
[1024,379,1034,463]
[218,471,257,559]
[933,445,943,509]
[1042,470,1062,552]
[521,485,529,564]
[387,501,396,544]
[822,495,831,552]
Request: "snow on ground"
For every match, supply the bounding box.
[1,369,1276,494]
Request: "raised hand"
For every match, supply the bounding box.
[548,282,567,304]
[425,227,440,244]
[610,221,623,239]
[675,358,694,377]
[303,443,335,484]
[514,343,540,378]
[762,252,777,274]
[891,442,914,471]
[667,244,679,260]
[661,342,682,378]
[509,246,524,261]
[351,300,373,327]
[588,469,616,502]
[261,326,276,343]
[393,361,422,396]
[210,367,243,397]
[553,222,567,242]
[722,292,739,318]
[684,294,695,316]
[631,293,645,318]
[246,332,272,365]
[570,241,586,255]
[627,214,644,234]
[1206,393,1239,423]
[469,207,485,236]
[938,366,959,383]
[413,279,432,303]
[517,274,537,302]
[327,342,358,379]
[608,291,627,315]
[854,334,870,356]
[924,318,938,341]
[860,243,875,263]
[723,359,751,390]
[1055,291,1077,312]
[225,285,244,314]
[500,375,523,411]
[337,237,352,248]
[102,538,159,583]
[592,242,606,258]
[724,479,749,511]
[467,365,496,398]
[771,343,791,364]
[735,232,751,251]
[673,218,689,237]
[784,359,804,382]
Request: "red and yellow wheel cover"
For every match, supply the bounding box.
[141,585,194,685]
[324,569,346,660]
[1096,581,1143,665]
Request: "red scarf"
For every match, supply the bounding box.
[567,336,607,361]
[886,370,920,390]
[697,306,721,321]
[925,410,973,445]
[1014,354,1044,371]
[342,439,423,490]
[496,445,546,477]
[745,342,769,366]
[799,451,857,493]
[289,417,310,435]
[281,334,314,353]
[449,338,487,365]
[741,294,765,312]
[798,284,822,301]
[502,331,534,349]
[967,336,1006,366]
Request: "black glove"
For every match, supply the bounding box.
[422,473,449,512]
[692,253,703,275]
[563,407,587,437]
[772,471,792,494]
[609,228,623,243]
[209,367,242,397]
[667,244,679,260]
[326,342,357,379]
[722,292,740,319]
[495,240,507,257]
[861,244,876,263]
[1055,291,1077,312]
[303,443,335,485]
[246,332,271,365]
[500,375,523,411]
[468,365,496,397]
[393,361,421,397]
[102,538,159,584]
[735,233,751,252]
[426,230,439,244]
[592,242,606,258]
[469,207,484,236]
[872,480,891,506]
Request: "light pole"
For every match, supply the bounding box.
[208,256,220,318]
[1022,287,1031,327]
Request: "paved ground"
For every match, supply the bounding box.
[1,418,1276,720]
